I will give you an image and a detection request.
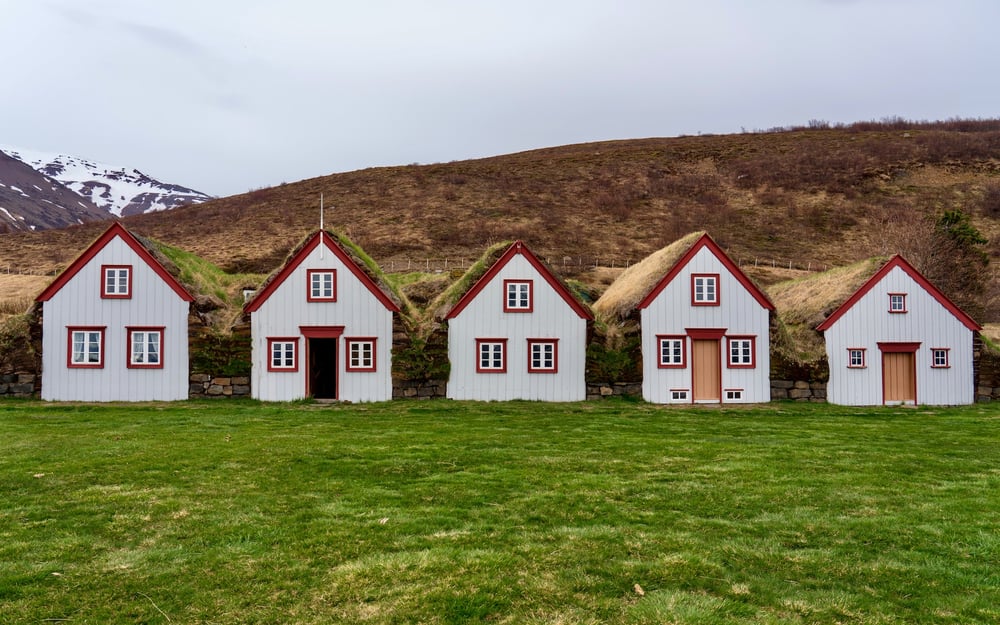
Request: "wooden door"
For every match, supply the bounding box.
[883,352,915,404]
[692,339,721,402]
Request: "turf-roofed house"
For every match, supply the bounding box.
[440,240,593,401]
[808,255,981,405]
[595,232,775,404]
[243,230,401,402]
[34,222,195,401]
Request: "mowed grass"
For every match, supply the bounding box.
[1,400,998,624]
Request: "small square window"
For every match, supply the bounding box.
[268,338,298,371]
[691,274,719,306]
[725,389,743,400]
[847,348,866,368]
[930,348,949,368]
[477,339,507,373]
[670,389,689,401]
[127,327,164,369]
[727,337,755,368]
[657,336,686,368]
[504,280,532,312]
[888,293,907,313]
[102,265,131,299]
[527,339,558,373]
[346,338,377,372]
[68,327,105,368]
[308,270,337,301]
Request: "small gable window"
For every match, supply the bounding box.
[657,336,686,368]
[847,348,866,368]
[268,338,298,371]
[346,338,377,372]
[128,327,163,368]
[930,348,950,368]
[308,270,337,302]
[691,274,719,306]
[504,280,532,312]
[69,327,105,368]
[102,265,132,299]
[727,336,755,368]
[888,293,907,313]
[477,339,507,373]
[527,339,558,373]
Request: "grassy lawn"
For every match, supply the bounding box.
[1,399,998,624]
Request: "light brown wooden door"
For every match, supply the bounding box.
[692,339,721,402]
[883,352,916,404]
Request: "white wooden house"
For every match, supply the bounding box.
[35,222,194,401]
[244,230,400,402]
[816,255,980,405]
[444,241,592,401]
[595,232,774,404]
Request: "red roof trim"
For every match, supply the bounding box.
[244,231,400,314]
[636,233,774,311]
[35,222,194,303]
[816,255,981,332]
[445,241,593,320]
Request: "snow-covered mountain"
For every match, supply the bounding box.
[1,146,214,218]
[0,150,109,233]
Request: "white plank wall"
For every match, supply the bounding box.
[641,246,771,403]
[448,254,587,401]
[825,266,975,405]
[251,243,394,402]
[41,237,190,401]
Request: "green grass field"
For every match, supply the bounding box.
[2,399,998,624]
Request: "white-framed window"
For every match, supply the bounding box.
[102,265,131,299]
[527,339,558,373]
[847,348,866,368]
[691,274,719,305]
[504,280,532,312]
[127,327,163,368]
[888,293,907,313]
[657,336,685,368]
[725,389,744,400]
[930,348,950,368]
[308,269,336,301]
[671,389,689,401]
[346,338,377,372]
[727,337,755,368]
[477,339,507,373]
[68,327,105,368]
[268,338,298,371]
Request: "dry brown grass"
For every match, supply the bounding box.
[0,274,49,321]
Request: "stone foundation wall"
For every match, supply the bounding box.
[587,382,642,400]
[189,374,251,398]
[392,379,448,400]
[0,373,39,398]
[771,380,827,402]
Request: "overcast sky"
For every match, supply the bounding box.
[3,0,998,197]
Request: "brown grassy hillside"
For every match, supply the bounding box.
[3,120,999,319]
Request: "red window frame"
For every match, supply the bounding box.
[930,348,950,369]
[267,337,299,372]
[527,339,558,373]
[345,337,378,372]
[126,326,165,369]
[888,293,907,314]
[476,338,508,373]
[307,269,337,302]
[67,326,106,369]
[847,348,867,368]
[101,265,132,299]
[726,336,756,369]
[691,273,720,306]
[503,280,533,313]
[656,335,687,369]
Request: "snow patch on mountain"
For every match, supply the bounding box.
[1,146,214,217]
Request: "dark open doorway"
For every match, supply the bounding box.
[308,338,338,399]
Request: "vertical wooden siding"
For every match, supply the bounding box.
[447,254,587,401]
[825,266,974,405]
[40,237,189,401]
